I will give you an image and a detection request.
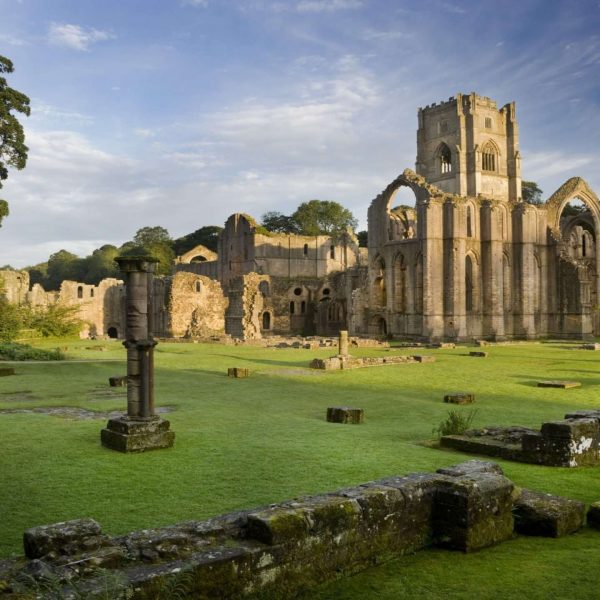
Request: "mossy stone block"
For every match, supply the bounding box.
[444,392,475,405]
[327,406,364,424]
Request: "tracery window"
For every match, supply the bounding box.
[481,141,497,172]
[438,143,452,174]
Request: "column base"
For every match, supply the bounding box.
[101,415,175,453]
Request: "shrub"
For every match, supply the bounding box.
[0,297,22,342]
[0,342,64,361]
[24,304,82,338]
[433,409,477,439]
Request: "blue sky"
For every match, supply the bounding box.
[1,0,600,267]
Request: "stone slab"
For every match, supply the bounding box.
[537,381,581,389]
[413,355,436,363]
[444,392,475,405]
[513,489,585,537]
[228,367,250,378]
[326,406,364,424]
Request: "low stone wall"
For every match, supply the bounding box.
[441,410,600,467]
[310,354,434,370]
[0,460,523,599]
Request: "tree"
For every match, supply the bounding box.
[46,250,82,291]
[260,211,299,234]
[357,230,368,247]
[124,226,174,276]
[291,200,358,236]
[173,225,223,255]
[0,55,30,226]
[80,245,120,284]
[522,181,543,205]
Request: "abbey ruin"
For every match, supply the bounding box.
[2,93,599,341]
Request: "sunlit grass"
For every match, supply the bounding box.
[1,338,599,598]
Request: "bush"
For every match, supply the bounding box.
[0,297,22,342]
[24,304,82,338]
[0,342,64,361]
[433,409,477,439]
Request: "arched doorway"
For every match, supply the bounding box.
[107,326,118,339]
[262,312,271,330]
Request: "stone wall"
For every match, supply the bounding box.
[0,460,525,599]
[167,272,227,337]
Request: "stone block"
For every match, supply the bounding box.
[437,460,504,477]
[537,380,581,389]
[539,418,600,467]
[587,502,600,530]
[23,518,109,559]
[0,367,15,376]
[228,367,250,378]
[108,376,127,387]
[101,416,175,453]
[469,351,488,357]
[412,355,436,363]
[433,471,514,552]
[444,392,475,405]
[513,489,585,537]
[580,343,600,350]
[564,410,600,423]
[326,406,364,424]
[429,343,455,349]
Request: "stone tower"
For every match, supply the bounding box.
[415,93,522,202]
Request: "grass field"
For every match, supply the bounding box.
[1,338,599,599]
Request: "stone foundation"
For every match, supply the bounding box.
[2,460,570,599]
[441,410,600,467]
[310,354,435,370]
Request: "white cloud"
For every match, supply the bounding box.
[31,100,94,126]
[0,32,26,46]
[133,128,156,138]
[524,151,595,180]
[47,23,115,51]
[296,0,362,12]
[181,0,209,6]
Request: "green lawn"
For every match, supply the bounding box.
[1,339,599,599]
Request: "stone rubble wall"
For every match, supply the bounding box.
[0,461,525,599]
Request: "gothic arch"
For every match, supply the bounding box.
[435,142,452,175]
[481,139,500,172]
[545,177,600,235]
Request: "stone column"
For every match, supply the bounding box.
[481,201,505,339]
[338,330,349,358]
[513,205,536,338]
[101,256,175,452]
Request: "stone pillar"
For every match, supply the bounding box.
[481,201,505,339]
[421,199,444,340]
[443,200,467,340]
[513,205,536,338]
[101,256,175,453]
[338,330,349,357]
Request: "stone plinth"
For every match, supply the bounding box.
[537,381,581,389]
[444,392,475,405]
[539,418,600,467]
[0,367,15,376]
[101,416,175,453]
[228,367,250,378]
[109,376,127,387]
[326,406,364,424]
[513,489,585,537]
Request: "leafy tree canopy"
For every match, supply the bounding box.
[0,55,30,226]
[261,200,358,237]
[173,225,223,255]
[46,250,82,291]
[260,211,299,234]
[522,181,543,205]
[357,230,368,248]
[126,226,174,276]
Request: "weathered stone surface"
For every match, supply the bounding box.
[440,415,600,468]
[338,330,349,357]
[0,367,15,376]
[513,489,585,537]
[469,351,488,357]
[413,354,436,363]
[437,460,504,477]
[228,367,250,378]
[101,417,175,453]
[587,501,600,530]
[537,380,581,389]
[108,376,127,387]
[433,471,514,552]
[327,406,364,424]
[310,354,433,370]
[580,343,600,350]
[23,518,109,559]
[444,392,475,405]
[429,343,456,349]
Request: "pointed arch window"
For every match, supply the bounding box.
[481,141,497,172]
[438,143,452,174]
